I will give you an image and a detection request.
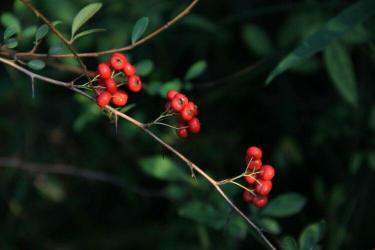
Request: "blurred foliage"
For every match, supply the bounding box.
[0,0,375,249]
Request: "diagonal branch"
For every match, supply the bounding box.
[0,56,278,250]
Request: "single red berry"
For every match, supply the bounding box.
[246,146,263,160]
[188,118,201,134]
[110,53,127,70]
[112,90,128,107]
[189,101,198,116]
[181,105,195,121]
[244,174,257,185]
[243,190,255,203]
[260,165,275,181]
[177,122,189,138]
[245,157,262,170]
[123,63,136,76]
[255,180,273,196]
[96,91,111,108]
[128,75,142,92]
[253,195,268,208]
[171,94,188,112]
[167,90,178,100]
[105,78,118,94]
[97,63,111,79]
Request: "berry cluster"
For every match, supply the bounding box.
[165,90,201,138]
[96,53,142,108]
[242,146,275,208]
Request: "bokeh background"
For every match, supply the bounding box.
[0,0,374,249]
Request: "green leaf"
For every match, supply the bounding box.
[131,17,149,44]
[22,25,37,39]
[242,24,274,56]
[266,0,375,84]
[139,156,187,181]
[1,12,21,33]
[261,193,306,218]
[184,60,207,81]
[119,103,136,113]
[34,176,65,202]
[72,28,105,42]
[159,79,182,97]
[134,59,154,77]
[299,221,325,250]
[258,218,282,234]
[27,60,46,70]
[4,38,18,49]
[4,26,17,40]
[71,3,102,38]
[48,45,63,54]
[282,236,299,250]
[35,24,49,42]
[349,152,364,174]
[323,42,358,106]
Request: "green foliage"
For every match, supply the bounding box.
[242,24,274,56]
[282,236,299,250]
[135,59,154,77]
[35,24,49,42]
[299,221,325,250]
[261,193,307,218]
[27,60,46,70]
[131,17,149,44]
[71,3,102,39]
[184,60,207,81]
[139,156,187,181]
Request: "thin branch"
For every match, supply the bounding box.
[0,156,165,197]
[0,53,277,250]
[13,0,199,59]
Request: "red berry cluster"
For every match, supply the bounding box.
[165,90,201,138]
[96,53,142,108]
[242,146,275,208]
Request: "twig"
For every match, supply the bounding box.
[12,0,199,59]
[0,56,278,250]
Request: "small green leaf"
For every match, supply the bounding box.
[34,176,65,202]
[266,0,375,84]
[4,38,18,48]
[134,59,154,76]
[119,103,136,113]
[139,156,187,181]
[258,218,282,234]
[131,17,149,44]
[323,42,358,106]
[184,60,207,81]
[22,25,37,39]
[72,28,105,42]
[282,236,299,250]
[4,26,17,40]
[159,79,182,97]
[48,45,63,54]
[35,24,49,42]
[52,20,63,27]
[242,24,274,56]
[71,3,102,38]
[349,152,364,174]
[1,12,21,33]
[261,193,306,218]
[299,221,325,250]
[27,60,46,70]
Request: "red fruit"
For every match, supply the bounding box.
[112,90,128,107]
[180,104,195,121]
[105,78,118,94]
[255,180,273,196]
[96,91,111,108]
[128,75,142,92]
[171,94,188,112]
[260,165,275,181]
[246,146,263,160]
[253,195,268,208]
[177,122,189,138]
[188,118,201,134]
[189,101,198,116]
[123,63,136,76]
[245,156,262,170]
[97,63,111,79]
[167,90,178,100]
[244,174,257,185]
[243,190,255,203]
[110,53,127,70]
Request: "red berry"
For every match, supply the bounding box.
[188,118,201,134]
[97,63,111,79]
[105,78,118,94]
[96,91,111,108]
[128,75,142,92]
[110,53,127,70]
[253,195,268,208]
[181,104,195,121]
[246,146,263,160]
[255,180,272,196]
[177,122,189,138]
[243,190,255,203]
[260,165,275,181]
[245,157,262,170]
[167,90,178,100]
[112,90,128,107]
[244,174,257,185]
[171,94,188,112]
[189,101,198,116]
[123,63,136,76]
